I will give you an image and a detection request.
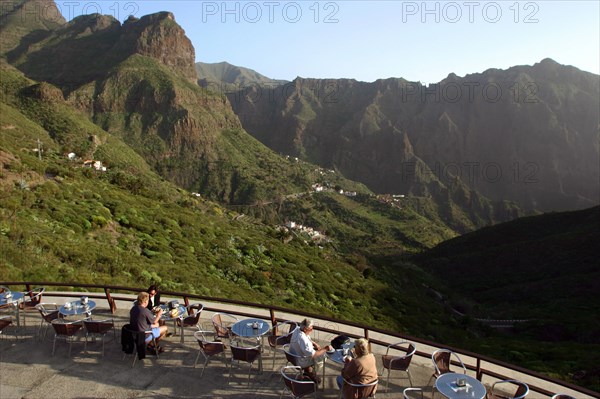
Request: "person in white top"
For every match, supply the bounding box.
[289,318,332,382]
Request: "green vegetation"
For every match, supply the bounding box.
[1,5,598,391]
[0,60,459,339]
[415,207,600,391]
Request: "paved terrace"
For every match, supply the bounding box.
[0,290,596,399]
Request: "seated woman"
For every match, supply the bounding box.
[336,338,378,399]
[130,292,168,353]
[289,318,332,383]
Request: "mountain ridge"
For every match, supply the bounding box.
[226,59,599,214]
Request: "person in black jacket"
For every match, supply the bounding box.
[146,285,161,310]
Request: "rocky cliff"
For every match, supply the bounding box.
[228,59,600,213]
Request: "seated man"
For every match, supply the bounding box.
[289,318,332,383]
[130,291,168,354]
[336,338,378,399]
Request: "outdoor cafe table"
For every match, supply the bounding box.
[0,290,24,327]
[231,318,270,372]
[323,340,355,389]
[159,304,187,339]
[435,372,487,399]
[59,300,96,318]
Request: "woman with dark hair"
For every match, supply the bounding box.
[146,285,161,310]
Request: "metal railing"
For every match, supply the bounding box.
[2,281,597,398]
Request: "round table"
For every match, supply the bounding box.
[159,304,187,321]
[0,291,24,327]
[60,300,96,317]
[435,372,487,399]
[231,318,270,338]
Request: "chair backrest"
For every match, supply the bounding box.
[281,366,316,398]
[194,330,225,356]
[491,380,530,399]
[403,387,424,399]
[36,303,60,322]
[52,320,83,336]
[342,378,378,399]
[83,319,114,334]
[231,344,261,363]
[24,287,44,303]
[283,344,304,366]
[383,341,416,371]
[0,316,12,332]
[432,349,466,376]
[212,312,237,338]
[269,321,297,348]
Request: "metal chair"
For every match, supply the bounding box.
[0,315,14,342]
[35,303,61,340]
[268,320,298,369]
[381,341,416,391]
[339,378,378,399]
[193,330,227,377]
[83,318,116,356]
[211,312,238,342]
[280,365,317,399]
[429,349,466,398]
[51,319,84,356]
[228,343,262,386]
[283,343,305,367]
[175,303,204,343]
[19,287,44,327]
[121,324,159,367]
[403,388,424,399]
[487,380,529,399]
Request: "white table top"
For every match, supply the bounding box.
[435,373,487,399]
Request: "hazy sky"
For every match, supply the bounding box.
[54,1,600,83]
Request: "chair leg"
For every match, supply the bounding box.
[247,362,253,386]
[52,336,57,356]
[385,368,391,392]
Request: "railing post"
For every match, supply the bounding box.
[104,288,117,314]
[364,327,369,340]
[476,358,482,380]
[269,308,276,333]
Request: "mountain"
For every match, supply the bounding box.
[196,61,288,89]
[226,60,600,214]
[2,1,599,389]
[1,4,311,205]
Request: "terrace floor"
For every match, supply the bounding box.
[0,305,445,399]
[0,293,592,399]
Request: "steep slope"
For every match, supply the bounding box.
[229,78,523,230]
[3,9,317,204]
[196,61,287,88]
[228,60,600,214]
[0,0,66,56]
[0,59,465,337]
